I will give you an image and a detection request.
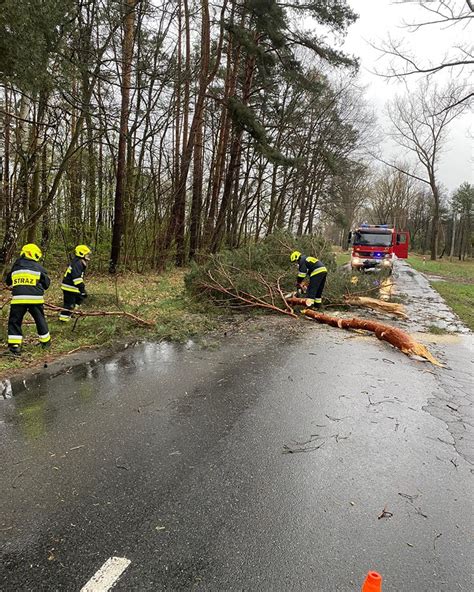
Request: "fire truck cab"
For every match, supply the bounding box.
[348,224,409,272]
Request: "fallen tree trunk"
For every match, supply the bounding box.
[286,295,406,318]
[195,282,440,365]
[290,305,441,367]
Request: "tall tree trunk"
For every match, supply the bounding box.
[86,111,97,231]
[1,85,11,223]
[430,179,440,260]
[449,211,456,261]
[109,0,137,273]
[40,145,50,246]
[173,0,191,265]
[189,115,204,259]
[68,84,82,240]
[167,0,212,265]
[202,2,237,247]
[210,45,256,252]
[26,152,41,243]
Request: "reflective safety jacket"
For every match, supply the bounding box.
[61,256,86,294]
[6,257,50,305]
[297,255,327,282]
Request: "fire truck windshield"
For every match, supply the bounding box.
[353,231,392,247]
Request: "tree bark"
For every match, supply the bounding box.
[109,0,137,273]
[429,179,440,260]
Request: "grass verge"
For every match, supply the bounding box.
[407,255,473,330]
[0,269,217,376]
[431,281,474,331]
[407,254,474,282]
[332,247,350,267]
[335,252,350,267]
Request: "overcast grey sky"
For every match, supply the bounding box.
[342,0,473,194]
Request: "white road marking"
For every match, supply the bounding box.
[80,557,131,592]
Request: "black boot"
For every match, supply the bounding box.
[40,341,51,350]
[8,345,22,356]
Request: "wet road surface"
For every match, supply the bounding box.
[1,270,473,591]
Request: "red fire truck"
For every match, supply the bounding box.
[348,224,409,272]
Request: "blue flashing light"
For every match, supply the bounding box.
[375,252,382,258]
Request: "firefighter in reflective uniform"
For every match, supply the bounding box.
[5,244,51,355]
[290,251,327,308]
[59,245,91,322]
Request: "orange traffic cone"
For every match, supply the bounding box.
[362,571,382,591]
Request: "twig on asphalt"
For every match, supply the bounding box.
[433,533,442,549]
[398,492,419,502]
[292,435,322,446]
[282,442,325,454]
[333,433,351,443]
[115,458,130,470]
[11,472,24,489]
[378,506,393,519]
[414,506,428,518]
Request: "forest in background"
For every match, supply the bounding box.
[0,0,472,273]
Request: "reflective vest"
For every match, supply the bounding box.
[297,255,327,280]
[6,257,50,305]
[61,256,86,293]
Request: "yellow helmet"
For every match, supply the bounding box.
[20,243,42,262]
[290,250,301,262]
[75,244,91,259]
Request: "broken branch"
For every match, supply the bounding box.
[43,303,155,327]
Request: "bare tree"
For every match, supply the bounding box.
[322,161,369,248]
[375,1,474,109]
[368,165,420,228]
[386,80,468,259]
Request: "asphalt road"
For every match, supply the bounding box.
[1,272,473,591]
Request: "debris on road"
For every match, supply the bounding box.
[282,442,325,454]
[377,506,393,520]
[298,305,442,366]
[339,295,406,318]
[398,492,418,501]
[115,458,130,471]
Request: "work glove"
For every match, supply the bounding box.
[296,284,307,295]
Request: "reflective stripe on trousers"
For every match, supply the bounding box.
[310,267,327,277]
[61,284,80,293]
